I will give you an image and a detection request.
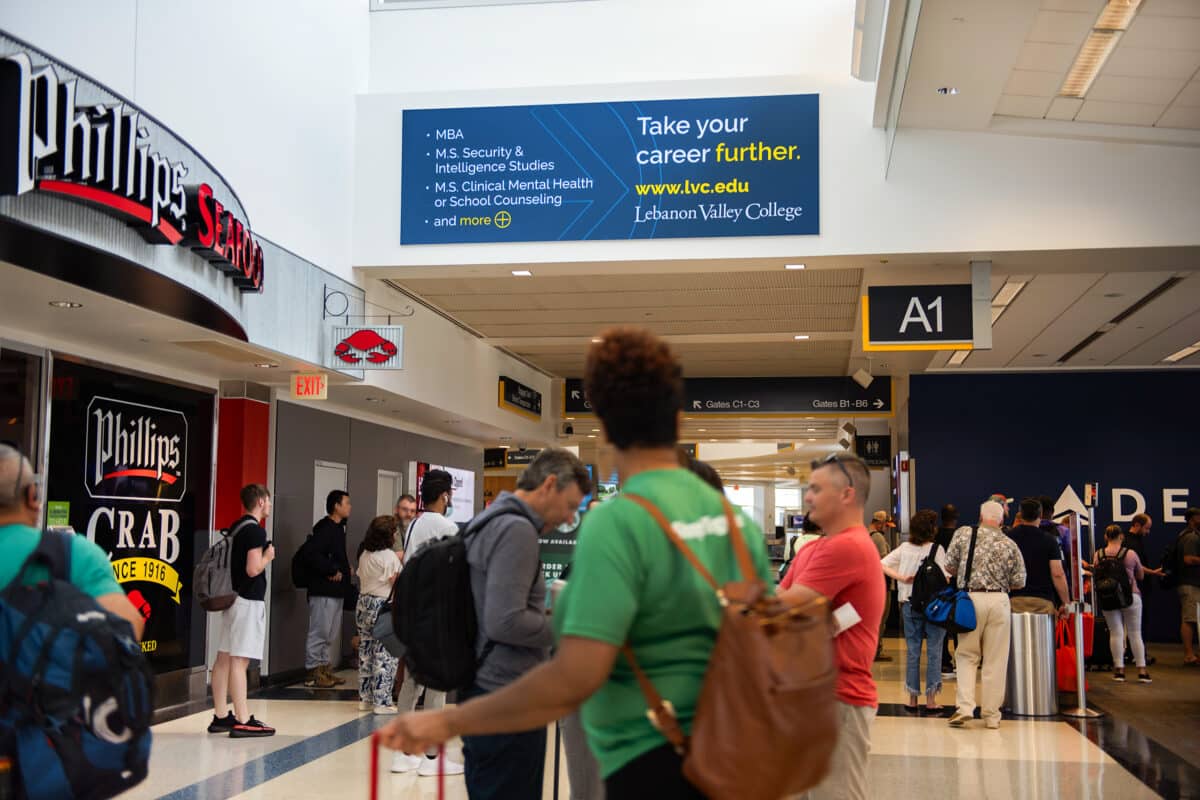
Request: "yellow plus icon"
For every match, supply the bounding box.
[495,210,512,229]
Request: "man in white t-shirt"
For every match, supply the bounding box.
[391,469,466,777]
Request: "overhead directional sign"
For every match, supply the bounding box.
[564,376,891,417]
[484,448,507,469]
[504,448,541,466]
[401,94,819,244]
[498,376,542,420]
[863,284,974,351]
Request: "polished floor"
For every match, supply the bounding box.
[126,637,1200,799]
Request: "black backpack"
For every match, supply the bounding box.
[0,531,155,800]
[391,509,533,692]
[910,542,949,613]
[1094,547,1133,611]
[291,536,313,590]
[1159,530,1196,591]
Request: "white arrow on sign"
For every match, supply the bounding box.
[873,399,885,409]
[693,401,702,410]
[570,390,581,400]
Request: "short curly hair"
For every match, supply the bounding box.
[585,328,684,450]
[362,515,398,553]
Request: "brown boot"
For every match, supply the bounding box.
[326,663,347,686]
[313,664,338,689]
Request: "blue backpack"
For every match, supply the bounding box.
[0,531,154,800]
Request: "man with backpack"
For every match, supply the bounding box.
[303,490,352,689]
[1007,498,1069,616]
[209,484,276,737]
[1171,507,1200,667]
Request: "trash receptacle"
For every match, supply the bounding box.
[1006,612,1058,716]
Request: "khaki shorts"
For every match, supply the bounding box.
[1180,585,1200,624]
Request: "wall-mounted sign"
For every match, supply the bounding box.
[564,376,892,417]
[855,435,892,468]
[863,284,973,351]
[329,326,404,369]
[504,448,541,466]
[291,372,328,400]
[483,447,507,469]
[0,48,264,292]
[499,376,542,420]
[401,94,819,244]
[47,361,214,673]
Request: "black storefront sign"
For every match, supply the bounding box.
[484,447,507,469]
[0,43,264,291]
[47,360,213,673]
[499,376,542,419]
[855,435,892,468]
[504,448,540,466]
[864,284,973,349]
[564,376,892,416]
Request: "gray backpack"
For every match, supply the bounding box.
[194,518,255,611]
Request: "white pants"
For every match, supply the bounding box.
[797,702,876,800]
[955,592,1011,725]
[1103,593,1146,669]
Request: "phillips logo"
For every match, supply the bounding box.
[86,396,188,502]
[334,330,399,365]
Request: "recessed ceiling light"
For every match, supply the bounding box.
[697,428,707,432]
[587,434,597,438]
[254,362,278,369]
[936,87,959,96]
[793,335,810,340]
[807,428,816,432]
[591,429,600,433]
[512,270,533,277]
[566,417,575,421]
[785,263,806,270]
[591,338,602,343]
[710,438,718,442]
[808,438,817,441]
[48,301,83,309]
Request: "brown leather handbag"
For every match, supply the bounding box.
[622,494,839,800]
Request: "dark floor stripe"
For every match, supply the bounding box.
[154,713,389,800]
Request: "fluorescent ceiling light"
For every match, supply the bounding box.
[992,281,1027,307]
[512,270,533,277]
[948,350,970,366]
[48,300,83,309]
[785,263,806,270]
[1059,0,1143,99]
[1164,341,1200,363]
[793,335,810,340]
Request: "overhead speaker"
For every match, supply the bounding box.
[852,368,873,389]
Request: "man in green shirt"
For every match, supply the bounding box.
[0,444,144,639]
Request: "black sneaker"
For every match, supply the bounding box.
[207,712,237,733]
[230,716,276,738]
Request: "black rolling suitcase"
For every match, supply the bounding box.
[1086,612,1114,671]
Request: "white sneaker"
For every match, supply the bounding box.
[418,755,464,777]
[390,753,422,773]
[373,704,399,715]
[357,701,373,712]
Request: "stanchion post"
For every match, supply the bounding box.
[1062,483,1103,719]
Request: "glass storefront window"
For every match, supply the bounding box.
[0,347,43,460]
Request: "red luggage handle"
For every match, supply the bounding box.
[370,733,444,799]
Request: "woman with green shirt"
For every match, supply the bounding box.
[379,328,771,798]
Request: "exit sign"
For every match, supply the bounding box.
[292,373,328,400]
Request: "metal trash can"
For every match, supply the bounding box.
[1005,612,1058,716]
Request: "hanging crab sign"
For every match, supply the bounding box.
[330,327,404,369]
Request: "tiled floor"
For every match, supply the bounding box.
[125,637,1199,799]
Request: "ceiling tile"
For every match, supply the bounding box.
[1176,80,1200,106]
[1075,273,1200,363]
[1157,104,1200,127]
[1005,69,1067,96]
[1088,74,1188,104]
[1046,96,1086,118]
[1028,10,1099,44]
[1016,41,1080,73]
[1075,99,1166,124]
[996,94,1054,117]
[1102,46,1200,79]
[1039,0,1104,11]
[1114,308,1200,366]
[1139,0,1200,18]
[1121,14,1200,50]
[964,274,1103,369]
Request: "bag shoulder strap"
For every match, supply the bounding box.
[26,529,73,581]
[962,527,979,588]
[621,642,688,753]
[227,517,256,541]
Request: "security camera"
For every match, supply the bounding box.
[518,442,528,452]
[563,423,574,435]
[852,368,873,389]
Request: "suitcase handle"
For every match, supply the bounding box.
[369,733,445,800]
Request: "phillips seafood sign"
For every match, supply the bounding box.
[330,326,404,370]
[0,42,264,292]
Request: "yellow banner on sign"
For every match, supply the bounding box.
[111,558,183,604]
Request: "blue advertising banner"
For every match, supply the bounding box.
[401,94,819,244]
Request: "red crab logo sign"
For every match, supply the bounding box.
[329,326,404,370]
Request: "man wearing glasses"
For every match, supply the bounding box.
[0,444,145,638]
[778,453,882,800]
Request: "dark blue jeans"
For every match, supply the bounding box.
[460,683,547,800]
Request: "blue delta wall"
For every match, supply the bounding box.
[910,370,1200,643]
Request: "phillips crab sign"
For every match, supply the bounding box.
[329,326,404,370]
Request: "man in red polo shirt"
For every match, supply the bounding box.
[780,453,883,800]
